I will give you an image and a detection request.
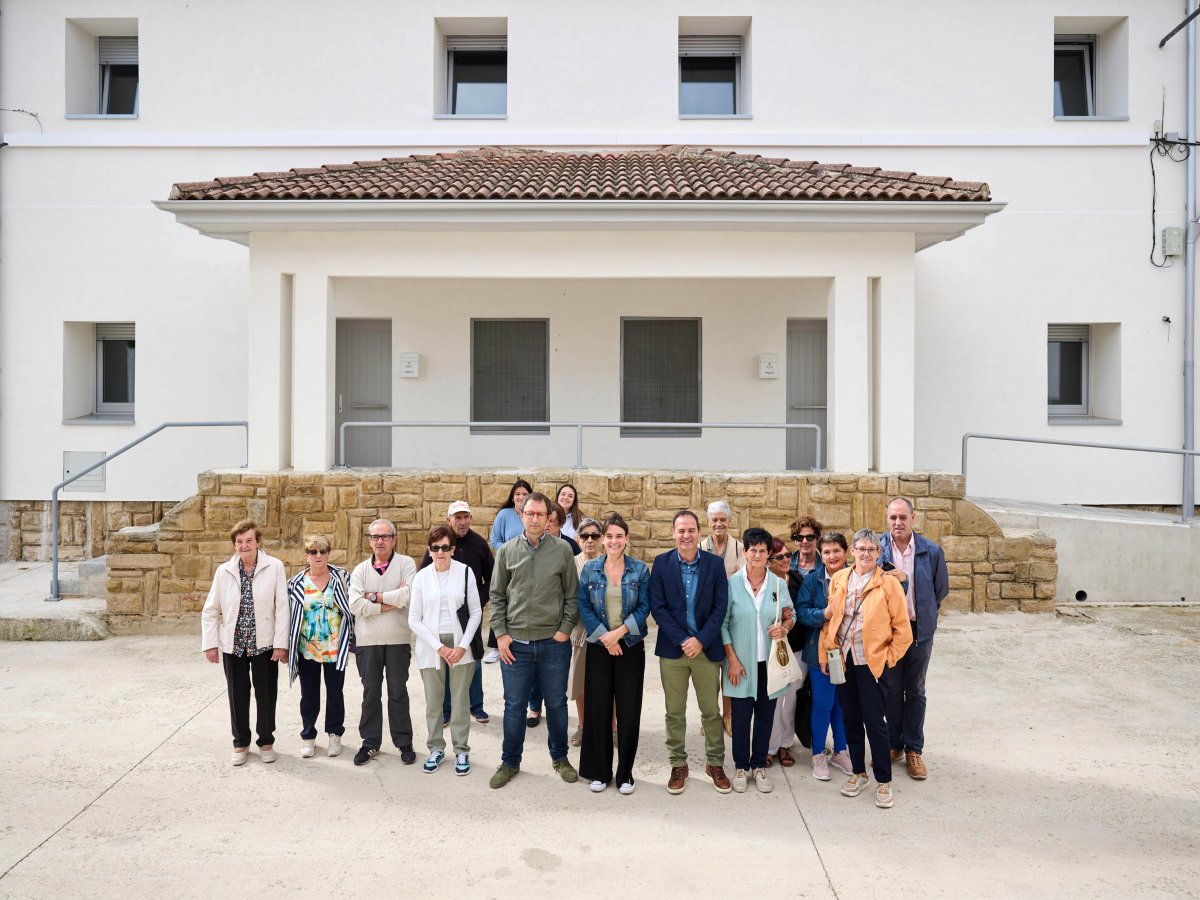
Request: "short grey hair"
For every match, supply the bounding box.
[368,518,397,537]
[577,517,602,534]
[851,528,880,550]
[707,500,732,520]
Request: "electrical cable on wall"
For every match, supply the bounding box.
[0,108,42,132]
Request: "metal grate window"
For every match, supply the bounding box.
[471,319,548,434]
[622,318,701,437]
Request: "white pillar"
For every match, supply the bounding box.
[828,274,871,471]
[247,261,286,469]
[291,272,334,470]
[876,266,916,472]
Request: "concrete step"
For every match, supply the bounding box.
[0,561,110,640]
[58,556,108,599]
[0,611,109,641]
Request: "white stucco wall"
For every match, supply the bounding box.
[1,0,1196,505]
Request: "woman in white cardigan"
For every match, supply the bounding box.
[408,523,482,776]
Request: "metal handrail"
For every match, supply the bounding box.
[48,421,249,602]
[338,420,823,471]
[961,432,1200,524]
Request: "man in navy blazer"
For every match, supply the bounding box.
[650,509,732,795]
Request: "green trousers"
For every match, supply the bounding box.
[660,653,724,767]
[419,634,473,755]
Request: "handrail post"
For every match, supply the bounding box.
[961,433,972,479]
[814,425,823,471]
[49,490,61,602]
[575,424,585,470]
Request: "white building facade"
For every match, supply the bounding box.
[1,0,1195,509]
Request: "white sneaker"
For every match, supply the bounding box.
[589,780,607,793]
[618,781,636,795]
[752,768,773,793]
[231,748,249,767]
[732,769,748,793]
[875,782,894,809]
[300,739,315,759]
[327,734,342,757]
[260,746,277,764]
[483,648,501,664]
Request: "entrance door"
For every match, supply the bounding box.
[786,319,828,470]
[335,319,392,466]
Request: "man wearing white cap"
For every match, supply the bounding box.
[419,500,494,725]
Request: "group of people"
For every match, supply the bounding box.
[200,479,947,809]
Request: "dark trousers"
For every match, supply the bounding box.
[222,649,278,748]
[578,641,645,786]
[297,655,346,740]
[886,634,934,754]
[500,637,571,768]
[729,661,777,771]
[443,660,485,720]
[355,643,413,751]
[836,650,891,784]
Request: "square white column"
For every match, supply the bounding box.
[246,262,286,469]
[875,268,916,472]
[828,274,871,471]
[291,272,334,470]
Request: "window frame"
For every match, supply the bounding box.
[678,35,743,117]
[97,36,139,116]
[621,317,702,438]
[94,323,136,417]
[1047,324,1090,418]
[445,35,508,117]
[470,318,549,435]
[1054,35,1096,118]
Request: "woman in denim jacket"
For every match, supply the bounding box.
[576,513,651,795]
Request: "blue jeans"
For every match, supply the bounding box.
[500,637,572,768]
[443,660,485,720]
[808,664,847,755]
[886,634,934,754]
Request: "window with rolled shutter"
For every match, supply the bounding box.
[98,36,139,115]
[622,318,701,437]
[95,322,135,414]
[679,35,742,116]
[1048,324,1089,415]
[471,319,548,434]
[447,35,507,115]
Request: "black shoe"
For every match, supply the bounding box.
[400,745,417,765]
[527,711,541,728]
[353,746,378,766]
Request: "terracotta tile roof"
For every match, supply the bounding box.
[168,146,990,203]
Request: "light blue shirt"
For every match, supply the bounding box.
[676,551,700,636]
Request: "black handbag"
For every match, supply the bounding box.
[456,566,485,661]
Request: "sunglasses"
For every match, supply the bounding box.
[768,554,788,562]
[429,544,453,553]
[579,533,602,540]
[792,534,817,542]
[306,548,329,555]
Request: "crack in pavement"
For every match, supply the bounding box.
[0,688,226,881]
[781,759,840,899]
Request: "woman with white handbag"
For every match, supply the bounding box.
[720,527,797,794]
[818,529,912,809]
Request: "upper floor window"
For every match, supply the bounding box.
[1053,17,1128,120]
[679,35,743,116]
[446,35,507,116]
[65,19,139,117]
[98,37,139,115]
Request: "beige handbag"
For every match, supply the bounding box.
[766,588,804,694]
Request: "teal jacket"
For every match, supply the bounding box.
[720,570,794,700]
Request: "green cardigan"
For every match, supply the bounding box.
[720,570,794,700]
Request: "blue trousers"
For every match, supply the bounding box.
[500,637,572,768]
[443,660,485,720]
[808,663,847,755]
[887,634,934,754]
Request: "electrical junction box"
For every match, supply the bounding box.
[398,353,420,378]
[1164,226,1185,257]
[758,353,780,378]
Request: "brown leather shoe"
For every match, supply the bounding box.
[706,764,732,794]
[667,765,689,794]
[905,751,927,780]
[890,748,904,763]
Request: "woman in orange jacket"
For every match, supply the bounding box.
[819,528,912,809]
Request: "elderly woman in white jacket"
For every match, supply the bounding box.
[201,519,289,766]
[408,523,483,776]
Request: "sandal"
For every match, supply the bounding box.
[764,755,774,768]
[779,748,795,767]
[722,714,732,736]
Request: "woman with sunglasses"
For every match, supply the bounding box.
[408,524,483,776]
[818,529,912,809]
[567,517,604,746]
[788,516,823,578]
[286,534,354,760]
[764,537,804,768]
[577,513,651,794]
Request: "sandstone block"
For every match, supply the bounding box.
[107,595,144,616]
[856,475,888,493]
[949,575,973,591]
[107,553,171,569]
[240,474,267,486]
[809,484,838,503]
[984,598,1019,613]
[173,555,213,579]
[951,501,1002,537]
[1030,561,1058,582]
[929,473,966,499]
[897,478,929,497]
[1000,582,1034,600]
[1021,598,1056,614]
[942,536,988,562]
[942,590,971,613]
[1035,582,1057,600]
[989,537,1032,562]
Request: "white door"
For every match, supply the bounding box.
[787,319,827,470]
[336,319,392,466]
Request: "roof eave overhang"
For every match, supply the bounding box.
[153,198,1005,251]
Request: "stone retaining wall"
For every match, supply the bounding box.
[0,500,176,562]
[105,469,1057,631]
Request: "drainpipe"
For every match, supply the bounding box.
[1186,0,1196,523]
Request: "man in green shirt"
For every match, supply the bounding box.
[488,491,580,789]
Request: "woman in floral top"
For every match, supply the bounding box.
[287,535,354,760]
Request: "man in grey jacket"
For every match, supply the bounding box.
[348,518,418,766]
[488,492,580,789]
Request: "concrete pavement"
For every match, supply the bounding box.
[0,608,1197,898]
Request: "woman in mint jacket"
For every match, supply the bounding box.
[721,527,795,794]
[575,513,651,795]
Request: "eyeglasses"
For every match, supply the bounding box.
[368,533,395,541]
[792,534,817,542]
[523,511,548,519]
[852,546,879,554]
[768,554,788,562]
[579,533,601,541]
[429,544,453,553]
